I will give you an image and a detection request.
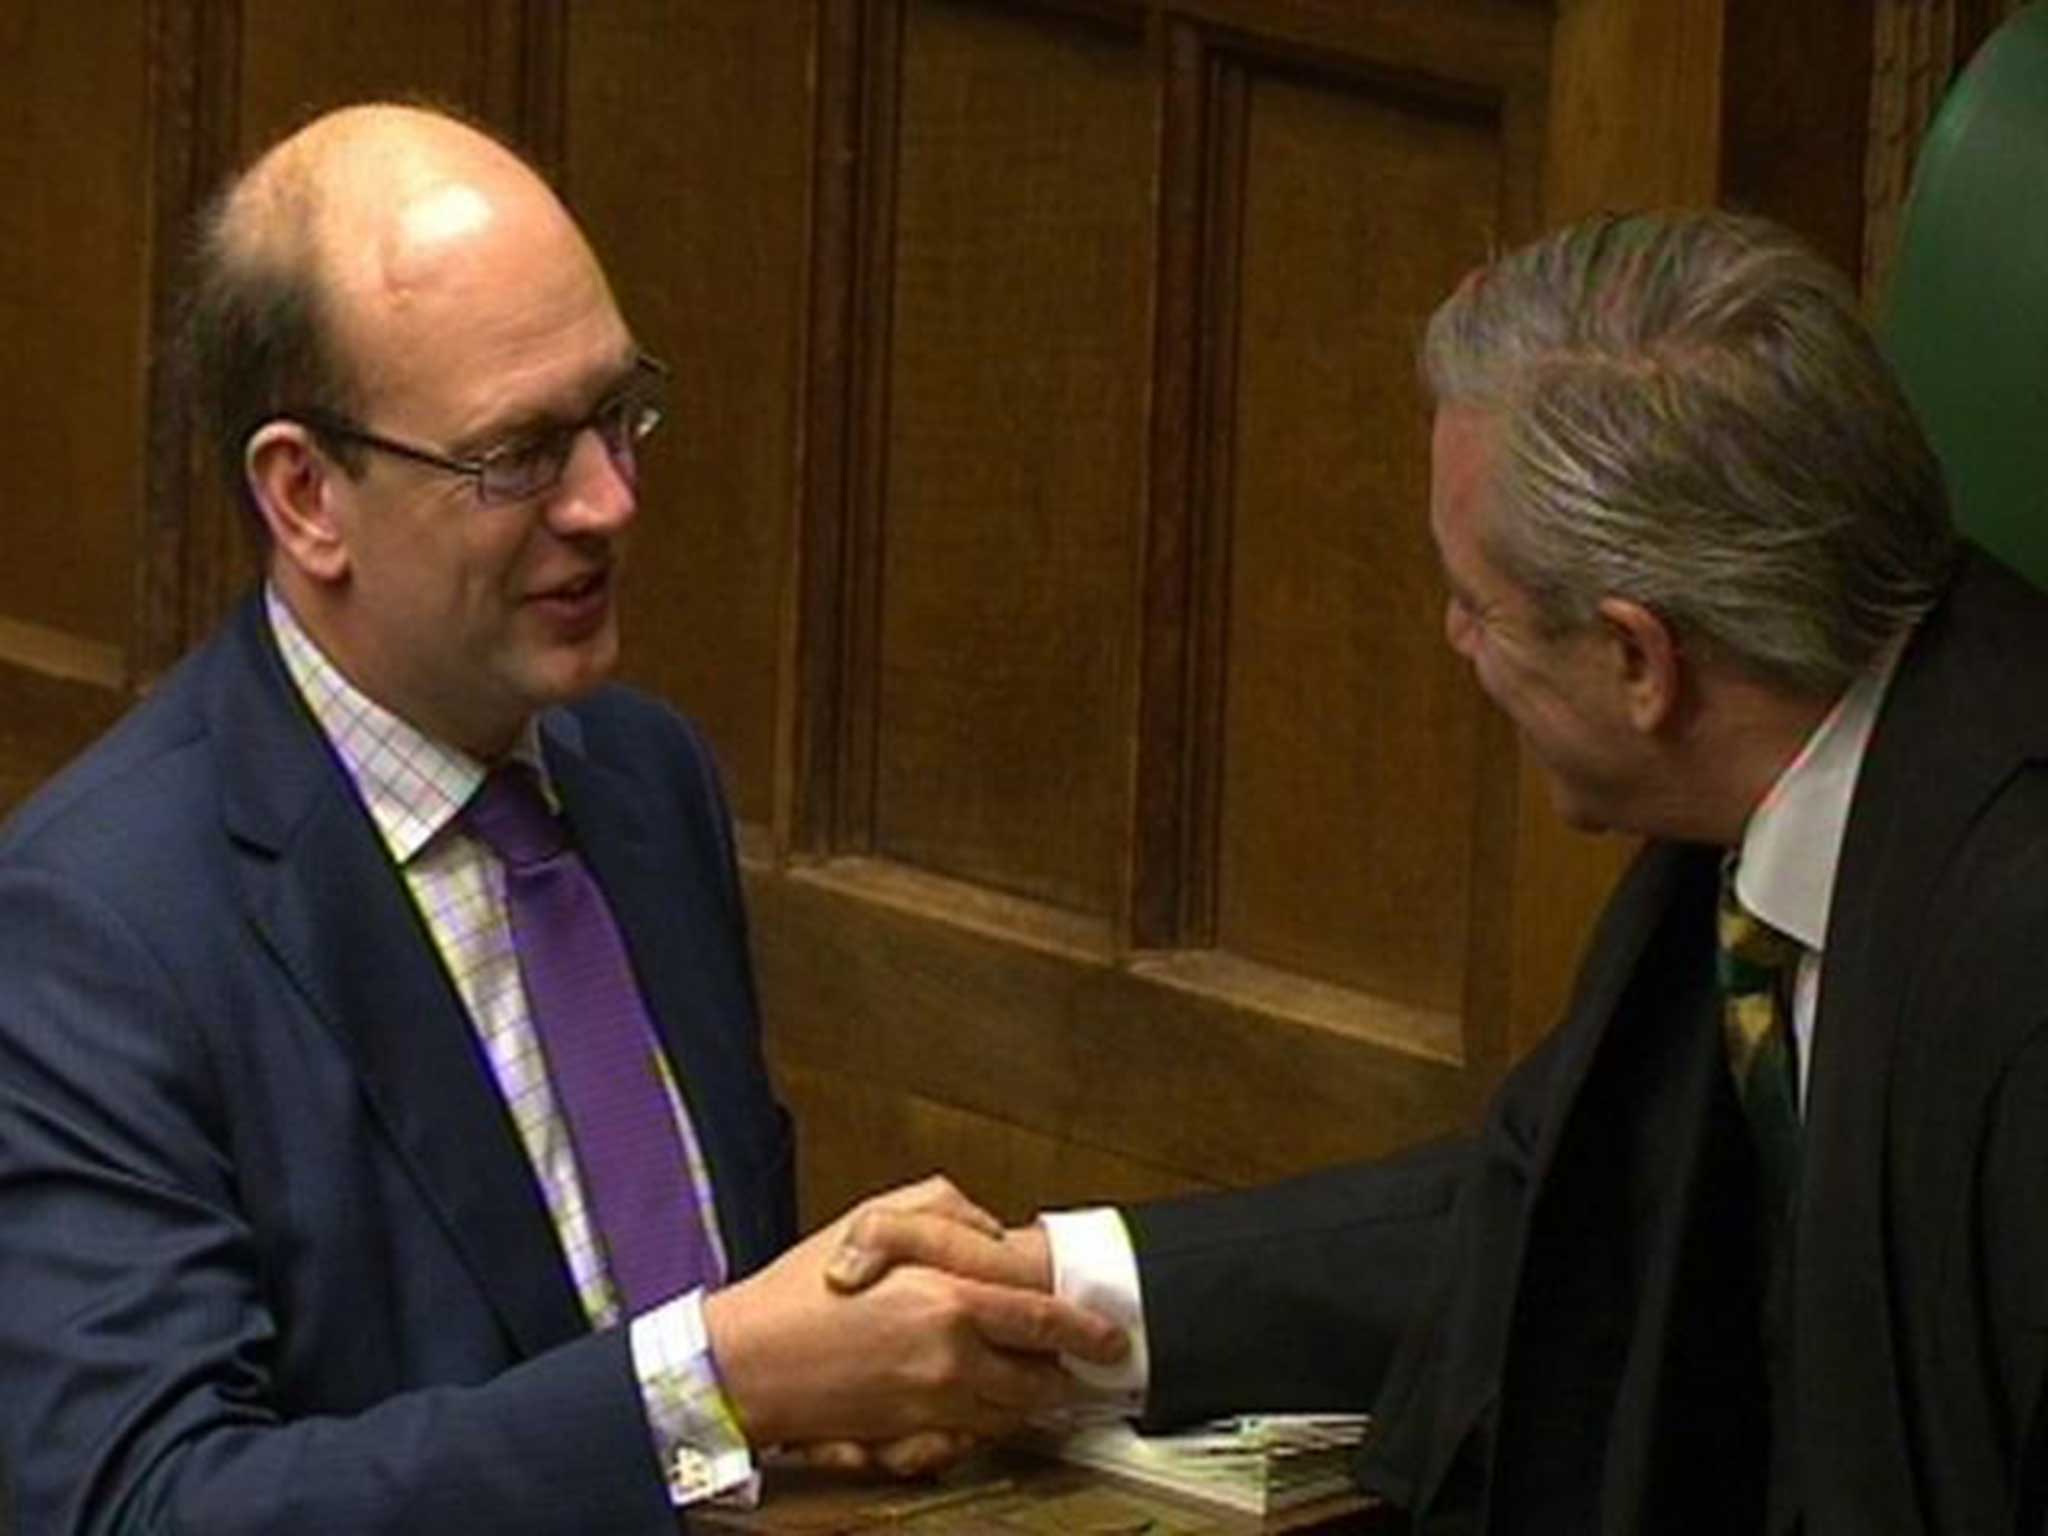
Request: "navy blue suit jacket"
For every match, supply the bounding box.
[0,595,795,1534]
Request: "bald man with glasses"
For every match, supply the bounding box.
[0,103,1120,1536]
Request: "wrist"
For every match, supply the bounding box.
[629,1292,758,1505]
[701,1283,784,1447]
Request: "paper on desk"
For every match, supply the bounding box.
[1045,1413,1370,1516]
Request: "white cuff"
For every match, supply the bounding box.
[629,1289,759,1507]
[1040,1207,1148,1413]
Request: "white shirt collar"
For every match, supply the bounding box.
[265,586,550,863]
[1733,636,1908,952]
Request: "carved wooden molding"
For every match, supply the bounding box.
[1864,0,1956,303]
[1863,0,2025,302]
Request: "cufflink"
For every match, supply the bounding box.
[669,1445,716,1501]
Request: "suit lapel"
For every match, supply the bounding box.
[1796,551,2038,1526]
[1796,689,1937,1525]
[1484,845,1768,1533]
[1518,843,1707,1196]
[1592,931,1769,1533]
[209,599,588,1358]
[1412,850,1697,1524]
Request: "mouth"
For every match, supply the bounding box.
[527,565,615,634]
[538,568,607,603]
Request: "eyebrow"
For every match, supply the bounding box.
[447,347,645,459]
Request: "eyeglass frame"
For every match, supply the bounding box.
[255,351,670,506]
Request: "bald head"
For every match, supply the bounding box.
[198,101,646,756]
[189,103,612,528]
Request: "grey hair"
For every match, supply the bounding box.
[1422,210,1955,697]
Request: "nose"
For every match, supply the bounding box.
[548,424,638,536]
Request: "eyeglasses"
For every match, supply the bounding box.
[273,353,669,506]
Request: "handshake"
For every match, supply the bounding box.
[701,1176,1130,1476]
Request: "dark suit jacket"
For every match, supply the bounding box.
[1128,548,2048,1534]
[0,595,796,1535]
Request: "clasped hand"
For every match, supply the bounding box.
[702,1176,1126,1475]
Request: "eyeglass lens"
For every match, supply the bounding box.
[477,381,662,504]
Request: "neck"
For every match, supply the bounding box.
[1648,673,1840,849]
[268,570,521,761]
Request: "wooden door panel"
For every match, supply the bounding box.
[866,0,1152,917]
[779,1061,1207,1225]
[0,2,153,816]
[750,859,1482,1198]
[568,1,814,830]
[236,2,515,149]
[1216,65,1500,1019]
[757,0,1555,1221]
[0,2,149,663]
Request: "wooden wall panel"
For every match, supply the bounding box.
[779,1061,1206,1227]
[564,2,813,830]
[752,859,1483,1207]
[1161,0,1548,92]
[1216,67,1499,1017]
[0,3,150,672]
[865,1,1151,917]
[1720,0,1873,286]
[0,2,153,833]
[0,669,130,822]
[1544,0,1723,225]
[758,7,1558,1224]
[235,2,513,150]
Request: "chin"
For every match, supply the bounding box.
[521,643,620,714]
[1546,783,1618,837]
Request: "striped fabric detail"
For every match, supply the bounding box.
[1716,857,1804,1229]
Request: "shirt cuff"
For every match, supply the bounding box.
[629,1288,759,1507]
[1040,1208,1149,1414]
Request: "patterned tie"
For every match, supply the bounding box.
[1715,858,1804,1235]
[465,762,716,1314]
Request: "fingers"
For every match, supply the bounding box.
[873,1430,978,1478]
[789,1433,981,1480]
[872,1174,1005,1239]
[957,1341,1077,1418]
[824,1175,1006,1295]
[828,1210,1048,1294]
[795,1440,875,1473]
[856,1268,1114,1428]
[955,1275,1129,1367]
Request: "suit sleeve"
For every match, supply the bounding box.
[1981,1022,2048,1532]
[0,866,679,1536]
[1127,1024,1561,1435]
[1125,1135,1469,1428]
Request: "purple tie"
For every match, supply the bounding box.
[465,762,716,1314]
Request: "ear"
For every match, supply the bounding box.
[1594,596,1681,733]
[245,423,351,585]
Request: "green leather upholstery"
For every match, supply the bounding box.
[1881,2,2048,591]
